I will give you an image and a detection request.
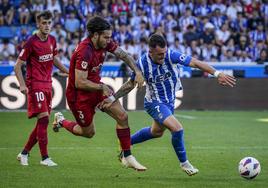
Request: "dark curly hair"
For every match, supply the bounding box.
[86,16,112,37]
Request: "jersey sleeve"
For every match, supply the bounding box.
[169,49,192,66]
[18,39,32,62]
[52,37,58,56]
[75,47,92,71]
[105,40,118,53]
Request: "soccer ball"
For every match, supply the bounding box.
[238,157,261,180]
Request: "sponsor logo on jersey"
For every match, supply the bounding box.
[148,72,172,83]
[81,61,88,70]
[39,53,53,62]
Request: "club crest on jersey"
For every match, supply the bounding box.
[38,103,42,109]
[92,64,103,72]
[81,61,88,70]
[50,45,53,52]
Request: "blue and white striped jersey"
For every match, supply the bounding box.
[132,49,192,105]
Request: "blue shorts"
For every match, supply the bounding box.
[144,100,174,124]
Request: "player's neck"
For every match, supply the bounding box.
[90,37,100,50]
[36,31,49,41]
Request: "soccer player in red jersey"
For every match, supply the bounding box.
[52,16,146,171]
[14,11,69,166]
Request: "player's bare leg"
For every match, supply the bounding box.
[104,101,147,171]
[163,115,198,176]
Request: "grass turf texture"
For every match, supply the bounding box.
[0,111,267,188]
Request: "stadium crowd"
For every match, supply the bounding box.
[0,0,268,65]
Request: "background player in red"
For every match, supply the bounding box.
[53,16,146,171]
[14,11,69,167]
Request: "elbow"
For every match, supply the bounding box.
[75,79,86,89]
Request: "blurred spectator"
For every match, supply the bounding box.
[0,39,15,63]
[201,43,219,61]
[31,0,45,18]
[135,37,148,57]
[67,36,79,59]
[51,23,67,41]
[18,2,30,25]
[194,0,212,17]
[64,11,80,39]
[120,39,136,58]
[226,0,242,20]
[256,48,268,64]
[211,8,227,30]
[47,0,62,13]
[64,0,78,16]
[215,23,231,46]
[79,0,96,21]
[0,0,14,25]
[179,7,197,32]
[200,22,216,45]
[113,23,133,45]
[247,10,264,30]
[237,50,252,62]
[57,49,69,66]
[183,25,199,46]
[164,0,179,17]
[221,49,237,61]
[211,0,226,14]
[57,35,68,54]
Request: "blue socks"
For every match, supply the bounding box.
[171,130,187,163]
[131,127,154,145]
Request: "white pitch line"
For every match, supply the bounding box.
[175,114,197,120]
[1,146,268,150]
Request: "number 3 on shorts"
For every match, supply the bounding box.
[77,110,84,120]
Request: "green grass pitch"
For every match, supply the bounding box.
[0,111,267,188]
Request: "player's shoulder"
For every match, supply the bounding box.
[25,34,37,44]
[48,34,57,42]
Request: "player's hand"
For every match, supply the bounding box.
[217,73,236,87]
[101,84,113,97]
[98,97,115,110]
[134,71,144,89]
[20,85,28,94]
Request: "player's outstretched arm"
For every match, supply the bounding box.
[98,79,135,109]
[14,59,28,94]
[75,69,112,96]
[113,47,144,89]
[189,58,236,87]
[53,56,69,75]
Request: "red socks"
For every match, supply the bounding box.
[24,124,38,152]
[61,120,78,135]
[36,116,49,158]
[116,128,131,151]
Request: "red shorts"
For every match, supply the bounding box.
[67,91,107,127]
[27,89,52,118]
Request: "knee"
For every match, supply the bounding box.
[116,111,128,123]
[84,130,95,138]
[152,130,164,138]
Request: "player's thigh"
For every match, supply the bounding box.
[103,100,128,125]
[68,101,95,127]
[144,102,173,125]
[27,89,51,118]
[162,115,183,132]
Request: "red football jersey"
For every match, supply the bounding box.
[19,34,57,90]
[66,37,118,102]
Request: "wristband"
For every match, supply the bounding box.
[214,70,221,78]
[108,95,116,103]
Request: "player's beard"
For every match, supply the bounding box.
[97,36,106,49]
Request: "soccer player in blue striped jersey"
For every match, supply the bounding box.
[100,33,236,175]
